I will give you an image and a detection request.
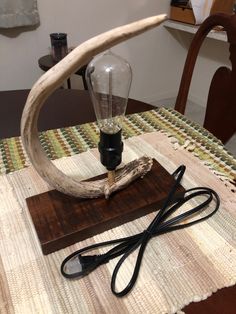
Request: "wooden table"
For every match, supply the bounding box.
[0,89,235,313]
[0,89,152,139]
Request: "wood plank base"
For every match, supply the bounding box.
[26,159,185,255]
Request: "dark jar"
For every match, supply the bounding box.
[50,33,68,62]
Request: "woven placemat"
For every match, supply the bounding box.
[0,108,235,187]
[0,132,235,313]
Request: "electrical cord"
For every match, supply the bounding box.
[61,165,220,297]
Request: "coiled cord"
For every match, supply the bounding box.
[61,165,220,297]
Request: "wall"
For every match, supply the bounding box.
[0,0,186,104]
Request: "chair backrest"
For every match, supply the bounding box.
[174,13,236,144]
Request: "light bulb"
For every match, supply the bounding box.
[86,50,132,173]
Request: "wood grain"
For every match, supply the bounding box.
[26,159,185,255]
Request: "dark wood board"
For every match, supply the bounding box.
[26,159,185,255]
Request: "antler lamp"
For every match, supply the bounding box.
[20,14,167,199]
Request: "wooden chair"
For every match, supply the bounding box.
[175,13,236,144]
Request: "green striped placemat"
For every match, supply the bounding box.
[0,108,235,186]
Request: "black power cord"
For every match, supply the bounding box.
[61,165,220,297]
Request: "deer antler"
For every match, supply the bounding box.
[20,14,167,198]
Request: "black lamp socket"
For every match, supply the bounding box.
[98,129,123,171]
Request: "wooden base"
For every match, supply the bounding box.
[26,159,185,255]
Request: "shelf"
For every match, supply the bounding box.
[164,20,227,42]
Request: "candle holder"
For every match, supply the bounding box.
[50,33,68,62]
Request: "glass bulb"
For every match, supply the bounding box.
[85,50,132,134]
[85,51,132,171]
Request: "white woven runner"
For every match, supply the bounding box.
[0,132,235,314]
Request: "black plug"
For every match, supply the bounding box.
[61,254,107,279]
